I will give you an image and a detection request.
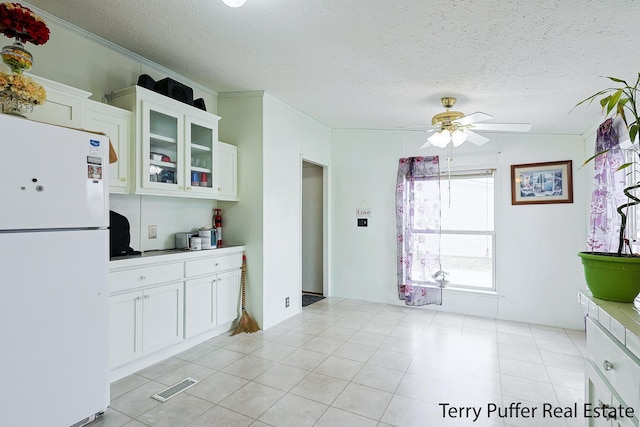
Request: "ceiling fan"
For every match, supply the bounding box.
[419,97,532,148]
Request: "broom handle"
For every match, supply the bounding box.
[240,254,247,310]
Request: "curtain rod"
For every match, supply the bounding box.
[438,168,495,176]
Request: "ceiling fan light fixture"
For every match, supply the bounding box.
[428,129,451,148]
[221,0,247,7]
[451,129,468,147]
[435,129,451,148]
[422,96,531,150]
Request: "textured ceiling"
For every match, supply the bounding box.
[24,0,640,136]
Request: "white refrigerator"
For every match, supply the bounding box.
[0,114,110,426]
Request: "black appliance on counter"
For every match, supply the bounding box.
[109,210,141,258]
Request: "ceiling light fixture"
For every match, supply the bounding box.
[221,0,247,7]
[422,97,531,149]
[425,97,470,148]
[427,127,469,148]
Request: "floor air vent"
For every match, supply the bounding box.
[152,377,199,402]
[69,416,91,427]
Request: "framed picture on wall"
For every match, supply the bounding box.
[510,160,573,205]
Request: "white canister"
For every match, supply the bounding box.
[199,229,212,249]
[190,236,202,251]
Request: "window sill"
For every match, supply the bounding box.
[442,287,503,298]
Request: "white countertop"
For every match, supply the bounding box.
[580,290,640,360]
[110,245,245,269]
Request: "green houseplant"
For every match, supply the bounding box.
[577,73,640,302]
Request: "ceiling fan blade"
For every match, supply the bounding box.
[466,130,490,146]
[455,112,493,126]
[470,123,532,132]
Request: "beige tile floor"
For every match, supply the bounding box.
[92,298,587,427]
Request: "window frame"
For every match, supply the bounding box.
[412,168,497,292]
[625,147,640,247]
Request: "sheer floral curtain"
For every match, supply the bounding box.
[588,118,627,252]
[395,156,444,306]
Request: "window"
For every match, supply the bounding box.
[412,170,496,291]
[625,148,640,247]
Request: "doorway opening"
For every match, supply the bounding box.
[301,160,325,307]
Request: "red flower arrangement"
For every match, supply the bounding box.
[0,2,49,45]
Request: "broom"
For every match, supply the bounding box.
[231,254,260,335]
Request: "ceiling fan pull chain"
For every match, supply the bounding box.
[447,146,452,208]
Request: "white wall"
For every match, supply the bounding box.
[262,94,331,328]
[218,92,331,329]
[331,129,588,329]
[217,92,265,327]
[110,194,217,252]
[22,3,218,112]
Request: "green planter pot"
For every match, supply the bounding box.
[578,252,640,302]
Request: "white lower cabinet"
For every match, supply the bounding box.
[216,269,242,325]
[185,265,242,337]
[109,282,184,369]
[583,305,640,427]
[109,247,245,378]
[109,291,142,369]
[142,282,184,355]
[185,276,217,338]
[586,362,635,427]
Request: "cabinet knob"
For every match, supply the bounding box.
[135,296,142,301]
[598,400,616,420]
[215,263,220,266]
[120,177,127,182]
[144,295,150,299]
[602,360,613,371]
[139,276,146,280]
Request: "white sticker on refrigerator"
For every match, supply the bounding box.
[89,139,101,156]
[87,156,103,180]
[88,165,103,180]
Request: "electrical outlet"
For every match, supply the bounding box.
[285,297,290,308]
[148,225,157,239]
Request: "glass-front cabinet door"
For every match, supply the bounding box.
[141,101,184,192]
[185,116,217,195]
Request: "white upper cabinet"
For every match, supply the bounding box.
[28,74,90,128]
[186,115,217,196]
[109,85,231,200]
[83,101,132,194]
[22,78,236,200]
[215,141,238,200]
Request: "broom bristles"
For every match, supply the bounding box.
[230,309,261,336]
[230,254,260,336]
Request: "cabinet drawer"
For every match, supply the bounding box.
[185,253,242,277]
[587,317,640,409]
[110,262,183,293]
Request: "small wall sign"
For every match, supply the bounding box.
[356,200,372,217]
